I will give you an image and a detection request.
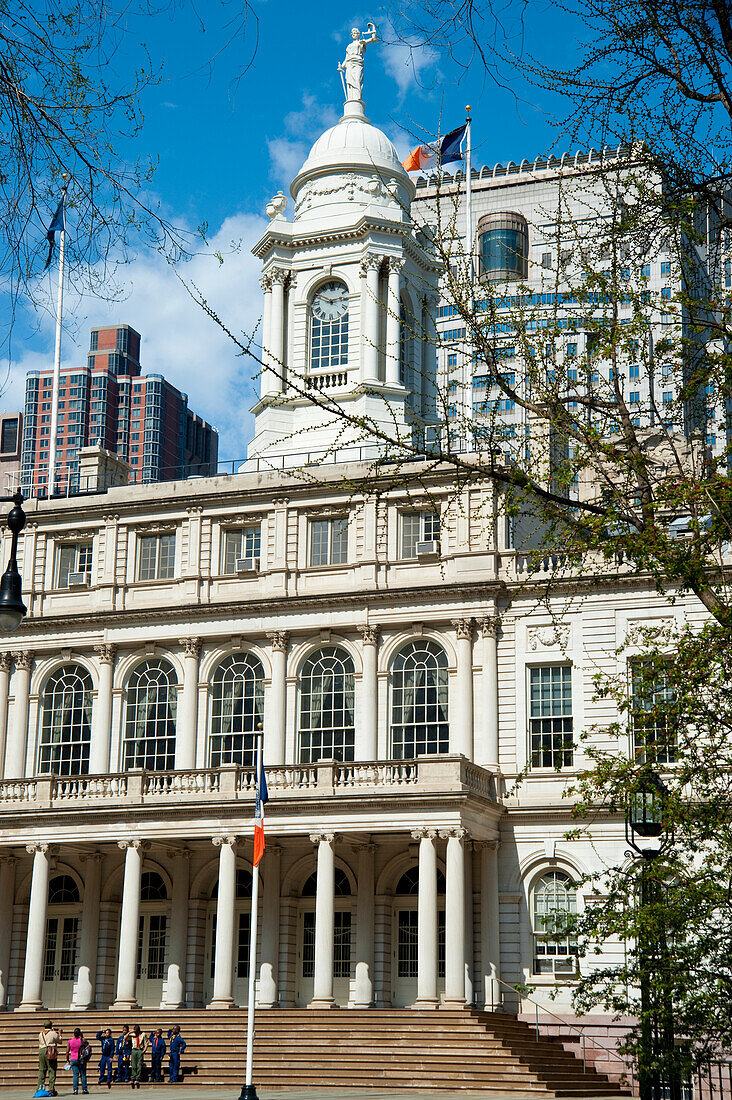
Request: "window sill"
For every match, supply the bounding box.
[304,562,350,571]
[130,577,177,587]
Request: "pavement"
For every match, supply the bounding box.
[0,1090,625,1100]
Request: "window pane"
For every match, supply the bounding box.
[123,660,177,771]
[330,518,348,564]
[209,653,265,767]
[529,666,573,769]
[401,513,421,558]
[391,640,449,758]
[38,664,93,776]
[56,545,77,588]
[299,646,355,763]
[158,534,176,578]
[631,661,676,764]
[533,871,577,975]
[310,520,329,566]
[138,536,157,581]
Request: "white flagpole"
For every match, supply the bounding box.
[48,188,67,499]
[465,106,473,283]
[242,730,263,1100]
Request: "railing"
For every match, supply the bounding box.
[303,371,350,391]
[0,755,499,811]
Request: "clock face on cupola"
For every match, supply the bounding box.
[311,281,349,322]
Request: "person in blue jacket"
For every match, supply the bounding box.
[167,1026,186,1083]
[95,1029,115,1089]
[148,1030,166,1083]
[115,1026,131,1083]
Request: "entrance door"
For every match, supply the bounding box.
[204,909,251,1006]
[391,905,446,1007]
[296,907,352,1006]
[136,912,167,1006]
[42,915,79,1008]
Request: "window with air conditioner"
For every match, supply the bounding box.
[400,510,441,559]
[56,542,93,588]
[222,526,261,574]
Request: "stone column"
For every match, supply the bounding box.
[260,273,273,393]
[309,832,336,1008]
[412,828,438,1008]
[176,639,202,770]
[209,835,237,1008]
[113,839,146,1009]
[164,848,190,1008]
[453,620,474,759]
[353,842,376,1007]
[441,828,467,1007]
[268,268,287,390]
[359,626,378,760]
[0,855,16,1008]
[0,654,12,777]
[265,632,288,766]
[480,616,500,766]
[258,843,281,1008]
[18,842,52,1011]
[90,644,116,774]
[385,258,404,387]
[73,852,103,1008]
[480,841,501,1011]
[5,652,33,779]
[360,254,381,384]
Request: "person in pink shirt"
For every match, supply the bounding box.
[66,1029,88,1095]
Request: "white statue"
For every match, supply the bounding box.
[338,24,378,103]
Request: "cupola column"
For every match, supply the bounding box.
[386,258,404,387]
[269,269,288,393]
[360,254,381,384]
[260,274,274,398]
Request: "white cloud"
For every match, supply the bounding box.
[268,93,340,189]
[380,29,440,100]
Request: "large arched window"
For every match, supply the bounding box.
[532,870,578,976]
[209,653,264,768]
[390,640,449,759]
[299,646,355,764]
[123,659,177,772]
[48,875,81,904]
[38,664,93,776]
[309,281,349,372]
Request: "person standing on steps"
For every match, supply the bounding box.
[167,1025,187,1083]
[148,1030,166,1083]
[37,1020,61,1097]
[129,1025,147,1089]
[96,1028,115,1088]
[115,1025,131,1083]
[66,1027,89,1095]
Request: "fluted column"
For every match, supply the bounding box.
[5,652,33,779]
[0,654,12,777]
[258,843,281,1007]
[209,835,237,1009]
[354,842,376,1007]
[164,848,190,1008]
[19,842,52,1011]
[0,855,16,1008]
[359,626,378,760]
[265,632,288,766]
[309,832,336,1008]
[260,273,273,394]
[441,828,467,1007]
[481,617,500,766]
[412,828,438,1008]
[113,839,146,1009]
[453,620,474,759]
[360,254,381,384]
[72,852,103,1008]
[385,258,404,387]
[269,268,287,391]
[90,644,116,774]
[176,638,202,770]
[480,841,501,1010]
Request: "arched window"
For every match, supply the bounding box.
[209,653,264,768]
[532,870,578,976]
[309,281,349,372]
[38,664,93,776]
[48,875,80,904]
[478,212,528,281]
[299,646,355,764]
[395,866,446,895]
[301,868,351,897]
[211,868,253,899]
[123,660,177,772]
[140,871,168,901]
[390,640,449,759]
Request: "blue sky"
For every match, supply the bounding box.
[4,0,581,460]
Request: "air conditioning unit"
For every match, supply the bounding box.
[68,572,90,586]
[416,540,441,557]
[236,557,260,573]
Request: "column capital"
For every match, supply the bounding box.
[359,624,379,646]
[411,828,438,841]
[423,291,440,312]
[309,832,339,846]
[480,615,502,639]
[388,256,406,275]
[0,853,17,867]
[166,847,191,861]
[260,272,273,292]
[13,651,34,672]
[117,839,149,852]
[212,834,239,848]
[438,827,470,842]
[179,637,202,660]
[475,838,500,852]
[269,266,290,286]
[79,851,104,865]
[95,643,118,665]
[25,842,56,856]
[0,652,13,673]
[350,841,377,855]
[453,618,473,640]
[360,251,384,276]
[267,630,290,652]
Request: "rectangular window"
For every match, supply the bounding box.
[89,330,98,351]
[640,263,650,278]
[55,542,93,588]
[137,533,176,581]
[309,518,348,566]
[541,252,552,269]
[630,661,676,764]
[629,391,640,404]
[661,261,671,275]
[302,911,315,978]
[447,353,458,366]
[333,911,352,978]
[400,511,440,559]
[662,391,673,404]
[0,418,19,453]
[529,665,573,769]
[661,287,672,299]
[223,526,261,573]
[629,364,640,379]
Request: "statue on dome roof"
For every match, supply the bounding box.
[338,24,378,104]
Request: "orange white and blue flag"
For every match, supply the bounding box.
[402,123,467,173]
[253,758,268,866]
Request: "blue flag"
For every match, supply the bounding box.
[44,193,66,270]
[439,124,467,165]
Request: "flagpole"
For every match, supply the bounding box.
[48,186,67,499]
[242,729,263,1100]
[465,106,473,284]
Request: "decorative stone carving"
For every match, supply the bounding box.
[453,619,473,640]
[25,842,50,856]
[438,827,470,842]
[117,839,149,852]
[166,847,191,861]
[527,624,570,650]
[625,618,674,644]
[95,643,117,666]
[13,651,34,672]
[212,835,238,848]
[309,832,338,846]
[133,522,177,535]
[79,851,103,865]
[410,828,437,841]
[360,251,384,276]
[360,625,379,646]
[267,631,289,653]
[389,257,406,275]
[0,854,17,866]
[180,638,202,660]
[0,652,12,673]
[266,191,288,220]
[260,273,273,293]
[480,616,501,639]
[338,23,378,103]
[294,173,397,215]
[269,267,289,286]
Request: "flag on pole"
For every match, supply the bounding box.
[44,193,66,270]
[402,123,468,173]
[253,757,268,866]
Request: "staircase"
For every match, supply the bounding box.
[0,1009,626,1094]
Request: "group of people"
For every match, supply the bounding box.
[37,1022,187,1095]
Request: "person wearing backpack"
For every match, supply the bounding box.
[37,1021,61,1097]
[66,1028,89,1095]
[96,1029,115,1088]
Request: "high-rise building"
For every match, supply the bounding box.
[0,412,22,492]
[20,324,218,495]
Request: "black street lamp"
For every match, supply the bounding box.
[0,491,27,632]
[625,768,680,1100]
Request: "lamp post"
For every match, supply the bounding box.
[625,768,680,1100]
[0,491,27,632]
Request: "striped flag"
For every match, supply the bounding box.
[253,757,268,866]
[402,123,467,173]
